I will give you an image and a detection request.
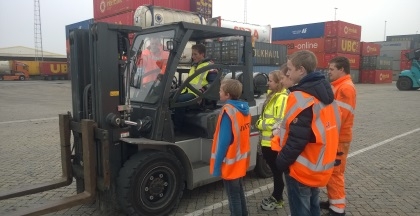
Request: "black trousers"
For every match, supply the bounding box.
[262,146,285,201]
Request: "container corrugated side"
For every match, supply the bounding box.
[360,42,381,56]
[324,37,360,54]
[95,10,135,25]
[371,70,393,84]
[375,41,411,51]
[386,34,420,42]
[93,0,151,19]
[324,21,362,40]
[361,56,393,70]
[39,61,68,76]
[324,53,360,69]
[272,38,325,54]
[206,41,287,66]
[350,69,360,83]
[271,22,325,41]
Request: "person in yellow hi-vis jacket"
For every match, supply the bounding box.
[256,65,289,211]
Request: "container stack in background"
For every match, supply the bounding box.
[373,34,420,81]
[359,42,393,84]
[271,20,362,83]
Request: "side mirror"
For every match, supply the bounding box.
[165,40,174,51]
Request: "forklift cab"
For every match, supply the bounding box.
[126,22,256,142]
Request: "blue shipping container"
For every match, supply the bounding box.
[272,22,325,41]
[253,66,280,74]
[65,19,94,39]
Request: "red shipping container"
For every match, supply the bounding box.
[359,70,373,83]
[93,0,149,19]
[95,11,135,25]
[371,70,393,84]
[93,0,190,20]
[272,38,325,55]
[40,62,68,76]
[400,49,411,61]
[360,42,381,56]
[154,0,190,10]
[324,53,360,69]
[324,21,362,40]
[325,37,360,54]
[190,0,212,19]
[400,60,411,70]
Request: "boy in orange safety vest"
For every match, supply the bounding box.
[210,79,251,216]
[273,50,341,216]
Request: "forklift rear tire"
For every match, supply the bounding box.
[19,76,25,81]
[396,77,412,91]
[117,150,185,216]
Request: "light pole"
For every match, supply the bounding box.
[384,21,387,41]
[334,8,338,21]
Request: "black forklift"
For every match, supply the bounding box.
[0,22,271,216]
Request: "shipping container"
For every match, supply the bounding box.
[206,40,287,66]
[392,60,400,71]
[190,0,212,19]
[271,22,325,41]
[371,70,393,84]
[207,17,271,43]
[19,61,40,76]
[272,38,325,54]
[324,21,361,40]
[253,66,282,74]
[359,70,372,83]
[324,37,360,54]
[95,10,135,25]
[374,41,411,51]
[324,53,360,69]
[134,5,205,28]
[400,60,411,70]
[400,49,412,61]
[386,34,420,42]
[361,56,393,70]
[350,69,360,83]
[93,0,190,20]
[39,61,68,80]
[360,42,381,56]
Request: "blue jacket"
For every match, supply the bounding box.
[212,99,250,177]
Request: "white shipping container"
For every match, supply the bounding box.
[374,41,411,51]
[380,50,402,60]
[207,17,271,43]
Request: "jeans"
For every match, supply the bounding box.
[284,172,320,216]
[173,92,196,129]
[223,178,248,216]
[261,146,284,201]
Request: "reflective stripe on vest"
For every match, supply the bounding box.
[211,106,248,165]
[279,91,341,187]
[210,104,251,179]
[184,61,211,95]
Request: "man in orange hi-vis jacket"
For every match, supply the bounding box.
[320,56,357,216]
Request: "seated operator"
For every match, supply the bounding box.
[173,44,217,131]
[136,37,169,87]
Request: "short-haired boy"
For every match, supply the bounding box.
[210,79,251,216]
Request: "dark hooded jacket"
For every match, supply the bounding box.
[276,71,335,172]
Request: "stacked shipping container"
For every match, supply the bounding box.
[374,34,420,80]
[359,42,392,84]
[271,20,362,83]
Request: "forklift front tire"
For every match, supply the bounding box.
[117,150,185,216]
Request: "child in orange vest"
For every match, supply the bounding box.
[210,79,251,216]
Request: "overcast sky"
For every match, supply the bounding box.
[0,0,418,55]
